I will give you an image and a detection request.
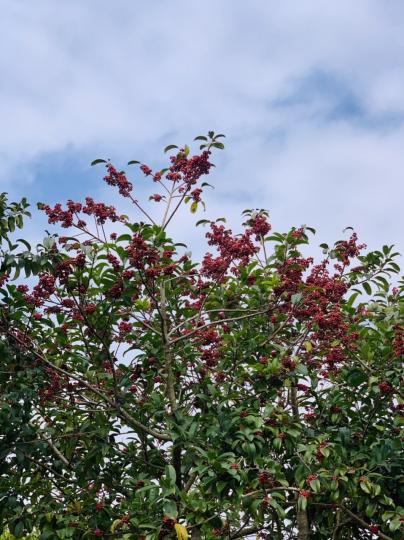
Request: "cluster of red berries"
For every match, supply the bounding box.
[126,234,160,270]
[118,321,133,341]
[330,406,342,414]
[212,523,229,537]
[201,223,259,280]
[206,224,258,264]
[281,357,296,371]
[43,197,125,230]
[304,411,317,421]
[248,214,271,240]
[334,233,366,266]
[85,303,97,315]
[39,366,67,404]
[135,480,145,490]
[262,495,271,507]
[258,471,275,486]
[191,188,203,202]
[193,327,223,369]
[316,442,327,462]
[393,325,403,358]
[83,196,122,225]
[166,150,212,186]
[158,517,176,538]
[26,273,56,306]
[297,383,310,393]
[42,202,76,228]
[379,381,393,394]
[104,164,133,197]
[306,474,318,485]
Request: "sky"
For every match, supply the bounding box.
[1,0,403,261]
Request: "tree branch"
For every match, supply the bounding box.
[339,505,393,540]
[6,328,172,442]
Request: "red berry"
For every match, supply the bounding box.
[259,471,269,484]
[162,517,175,529]
[85,303,97,314]
[306,474,318,484]
[379,381,392,394]
[94,529,103,537]
[262,495,271,507]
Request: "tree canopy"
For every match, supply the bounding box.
[0,134,403,540]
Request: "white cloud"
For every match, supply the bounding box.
[1,0,403,257]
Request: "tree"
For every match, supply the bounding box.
[0,133,403,540]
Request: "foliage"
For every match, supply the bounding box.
[0,133,403,540]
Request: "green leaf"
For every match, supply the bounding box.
[13,522,24,538]
[40,532,55,540]
[90,159,107,166]
[363,282,372,295]
[389,519,402,532]
[165,465,176,485]
[164,144,178,153]
[373,483,381,496]
[347,368,367,387]
[298,496,308,511]
[16,238,31,250]
[365,503,376,517]
[360,481,372,494]
[310,479,321,492]
[347,292,359,307]
[163,499,178,519]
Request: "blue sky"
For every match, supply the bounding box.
[1,0,403,258]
